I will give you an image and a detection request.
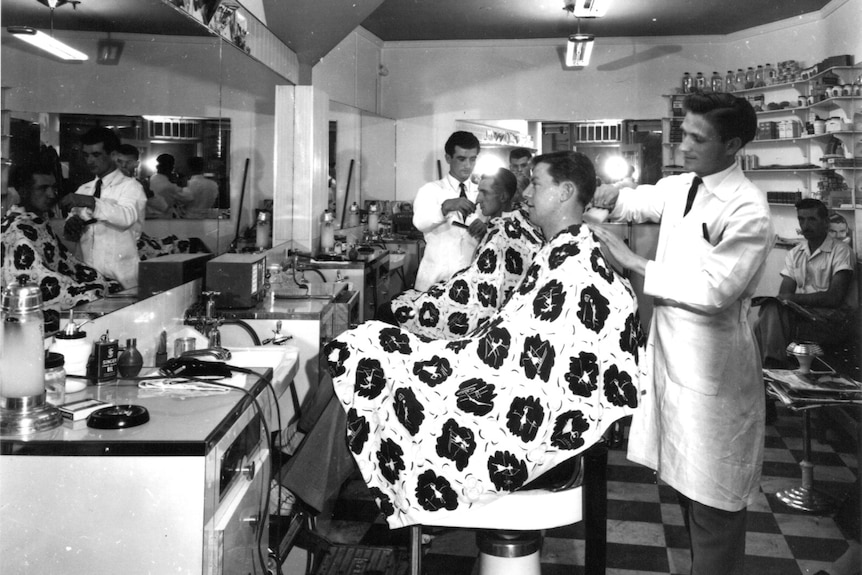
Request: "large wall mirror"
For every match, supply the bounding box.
[2,0,292,312]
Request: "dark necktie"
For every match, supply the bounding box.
[683,176,701,216]
[459,182,467,198]
[93,178,103,199]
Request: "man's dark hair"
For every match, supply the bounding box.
[509,147,533,163]
[533,151,597,206]
[187,156,206,173]
[10,161,53,193]
[156,153,175,174]
[444,131,481,156]
[795,197,829,219]
[683,92,757,146]
[117,144,139,159]
[80,127,121,154]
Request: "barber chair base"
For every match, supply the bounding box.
[477,530,542,575]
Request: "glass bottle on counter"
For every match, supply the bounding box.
[118,338,143,378]
[348,202,360,227]
[724,70,736,92]
[321,209,335,252]
[710,71,723,93]
[367,202,379,234]
[694,72,706,92]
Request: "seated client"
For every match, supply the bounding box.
[2,162,121,313]
[282,151,644,529]
[388,167,544,339]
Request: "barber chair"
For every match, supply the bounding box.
[408,442,608,575]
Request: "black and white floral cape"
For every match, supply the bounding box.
[326,223,645,528]
[390,208,544,339]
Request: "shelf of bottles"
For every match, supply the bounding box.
[663,63,861,210]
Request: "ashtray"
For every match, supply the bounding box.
[87,404,150,429]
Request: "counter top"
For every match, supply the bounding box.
[220,295,335,320]
[0,348,299,457]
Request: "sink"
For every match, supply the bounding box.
[272,282,347,300]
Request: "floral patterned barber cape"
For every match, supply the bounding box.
[390,208,544,339]
[326,223,645,528]
[1,207,121,311]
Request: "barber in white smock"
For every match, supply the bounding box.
[61,127,147,289]
[590,92,775,575]
[412,131,487,291]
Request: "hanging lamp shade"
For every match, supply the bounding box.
[566,33,595,66]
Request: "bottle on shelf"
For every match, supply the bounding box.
[754,64,765,87]
[724,70,736,92]
[734,68,746,90]
[681,72,693,93]
[710,71,723,93]
[764,63,776,85]
[744,67,755,89]
[694,72,706,92]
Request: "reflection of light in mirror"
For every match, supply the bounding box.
[143,156,158,173]
[475,155,506,179]
[602,155,630,182]
[133,312,156,324]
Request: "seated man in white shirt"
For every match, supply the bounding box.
[754,198,855,367]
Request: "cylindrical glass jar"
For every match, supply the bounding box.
[0,282,45,399]
[45,352,66,406]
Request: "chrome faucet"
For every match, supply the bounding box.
[200,291,224,348]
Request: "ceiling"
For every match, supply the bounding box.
[2,0,835,66]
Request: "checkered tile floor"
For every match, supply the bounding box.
[310,404,859,575]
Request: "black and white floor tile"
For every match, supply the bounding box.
[306,404,859,575]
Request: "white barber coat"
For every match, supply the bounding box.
[412,174,480,291]
[611,163,775,511]
[70,169,147,289]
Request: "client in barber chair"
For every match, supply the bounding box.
[2,162,121,321]
[385,167,544,339]
[282,151,644,529]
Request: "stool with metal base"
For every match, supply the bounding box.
[775,408,838,513]
[408,442,608,575]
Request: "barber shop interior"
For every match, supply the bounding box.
[2,0,862,574]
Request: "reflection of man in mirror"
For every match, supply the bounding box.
[180,156,219,219]
[3,162,121,321]
[147,153,185,219]
[829,212,852,247]
[508,147,533,178]
[115,144,140,178]
[59,127,147,289]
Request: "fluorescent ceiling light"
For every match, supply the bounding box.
[7,26,88,61]
[566,33,595,67]
[565,0,610,18]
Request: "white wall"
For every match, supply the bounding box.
[378,0,862,202]
[313,28,384,113]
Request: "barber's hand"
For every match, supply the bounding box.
[60,193,97,211]
[591,225,647,276]
[590,184,621,211]
[63,215,87,242]
[441,197,476,221]
[468,219,487,240]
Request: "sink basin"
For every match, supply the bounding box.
[273,282,347,300]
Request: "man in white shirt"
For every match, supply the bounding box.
[180,156,219,219]
[412,131,485,291]
[591,92,775,575]
[61,127,147,289]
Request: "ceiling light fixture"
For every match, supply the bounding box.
[563,0,610,18]
[7,26,88,60]
[566,31,595,67]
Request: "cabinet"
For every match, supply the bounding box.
[662,66,862,247]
